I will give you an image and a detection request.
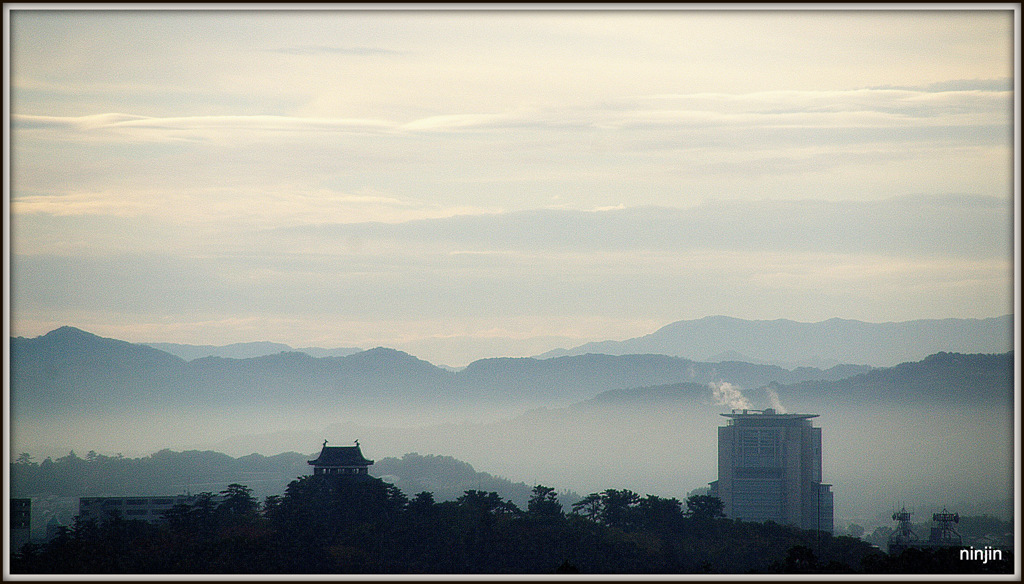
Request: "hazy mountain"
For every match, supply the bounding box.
[11,327,873,427]
[536,315,1013,367]
[9,448,544,506]
[776,350,1015,409]
[10,329,451,420]
[9,326,187,418]
[181,347,453,411]
[144,341,362,361]
[449,353,870,406]
[372,453,578,509]
[573,351,1014,411]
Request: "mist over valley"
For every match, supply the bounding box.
[9,317,1015,533]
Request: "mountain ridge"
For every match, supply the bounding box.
[535,314,1013,367]
[144,340,363,361]
[11,326,880,427]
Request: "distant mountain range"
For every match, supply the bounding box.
[144,341,362,361]
[11,326,880,425]
[535,315,1013,367]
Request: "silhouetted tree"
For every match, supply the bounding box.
[784,545,818,572]
[527,485,562,519]
[408,491,436,515]
[218,484,258,521]
[684,494,724,523]
[570,492,603,520]
[636,494,683,532]
[598,489,640,529]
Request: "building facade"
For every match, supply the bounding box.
[11,498,31,553]
[78,494,216,524]
[715,409,833,532]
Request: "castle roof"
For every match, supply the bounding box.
[308,443,373,467]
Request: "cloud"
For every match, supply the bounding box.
[10,186,499,233]
[399,113,521,132]
[11,190,163,218]
[12,113,398,143]
[869,78,1013,92]
[13,80,1010,141]
[278,196,1012,260]
[271,45,401,56]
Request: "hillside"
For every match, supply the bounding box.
[776,351,1015,409]
[536,315,1013,367]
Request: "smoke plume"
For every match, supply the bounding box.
[710,381,751,410]
[766,387,787,414]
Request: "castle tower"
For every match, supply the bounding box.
[308,440,374,477]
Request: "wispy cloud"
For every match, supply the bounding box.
[277,196,1012,259]
[271,44,402,56]
[11,186,501,234]
[13,113,398,142]
[868,78,1013,92]
[14,82,1009,142]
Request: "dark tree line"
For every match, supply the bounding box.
[10,476,1012,574]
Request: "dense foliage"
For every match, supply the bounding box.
[10,476,1012,574]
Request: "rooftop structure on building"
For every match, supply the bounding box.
[308,439,374,477]
[713,408,833,532]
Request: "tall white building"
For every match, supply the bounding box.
[713,409,833,532]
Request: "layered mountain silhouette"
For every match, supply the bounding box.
[12,326,882,421]
[535,315,1013,368]
[144,341,362,361]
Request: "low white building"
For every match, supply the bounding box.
[79,494,222,524]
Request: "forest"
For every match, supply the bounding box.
[10,474,1013,575]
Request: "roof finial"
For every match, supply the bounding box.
[354,439,360,447]
[323,439,328,448]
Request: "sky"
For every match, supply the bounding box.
[5,6,1019,367]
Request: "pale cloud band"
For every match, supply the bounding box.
[12,83,1012,140]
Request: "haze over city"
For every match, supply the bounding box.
[8,8,1016,367]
